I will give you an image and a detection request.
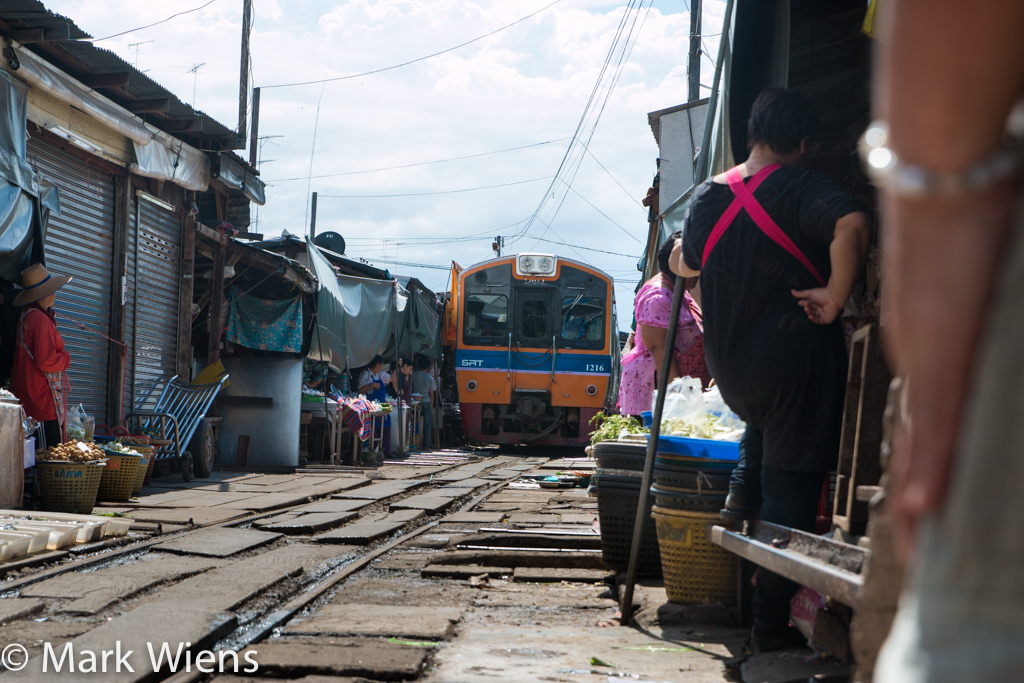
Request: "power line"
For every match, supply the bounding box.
[264,138,569,183]
[88,0,220,42]
[556,179,644,244]
[261,0,564,89]
[582,144,644,207]
[317,176,550,198]
[530,236,638,258]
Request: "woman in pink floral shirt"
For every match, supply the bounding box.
[618,232,710,416]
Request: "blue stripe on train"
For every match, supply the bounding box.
[456,349,612,374]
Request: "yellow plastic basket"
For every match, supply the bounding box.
[651,506,739,605]
[37,460,104,514]
[131,452,150,497]
[97,453,143,501]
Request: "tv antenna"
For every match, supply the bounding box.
[127,40,154,68]
[188,62,206,107]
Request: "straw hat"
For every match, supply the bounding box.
[13,263,72,306]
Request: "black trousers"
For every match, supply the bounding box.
[41,419,61,449]
[752,467,826,628]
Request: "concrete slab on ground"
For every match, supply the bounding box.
[295,498,372,514]
[143,491,258,508]
[406,534,453,549]
[328,576,475,607]
[333,480,425,500]
[512,567,609,583]
[508,513,562,525]
[22,554,220,614]
[471,582,614,609]
[156,544,348,612]
[373,551,437,570]
[439,478,491,489]
[389,494,459,514]
[421,565,512,579]
[212,677,369,683]
[443,511,507,524]
[0,619,97,655]
[241,639,429,680]
[261,511,360,534]
[428,549,604,569]
[423,621,741,683]
[217,492,317,512]
[124,507,249,526]
[21,602,235,682]
[316,510,425,545]
[0,597,44,624]
[283,604,463,640]
[153,527,282,557]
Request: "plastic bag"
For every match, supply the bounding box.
[657,377,746,441]
[66,404,94,441]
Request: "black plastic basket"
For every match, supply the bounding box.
[652,466,732,492]
[650,484,727,514]
[594,441,648,471]
[594,482,661,576]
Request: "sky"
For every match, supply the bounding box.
[45,0,726,329]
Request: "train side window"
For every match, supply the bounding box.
[464,294,508,345]
[520,299,548,340]
[560,297,605,346]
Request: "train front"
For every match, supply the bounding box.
[455,253,618,446]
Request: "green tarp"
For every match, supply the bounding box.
[306,238,441,371]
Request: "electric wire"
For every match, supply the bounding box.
[582,144,644,207]
[317,176,550,198]
[261,0,564,89]
[88,0,221,42]
[556,179,644,244]
[265,138,568,183]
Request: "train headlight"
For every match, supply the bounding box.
[586,384,598,396]
[516,252,557,277]
[466,380,478,391]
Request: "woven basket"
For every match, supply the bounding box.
[36,460,104,514]
[649,484,728,513]
[595,482,661,576]
[97,453,143,501]
[651,506,738,605]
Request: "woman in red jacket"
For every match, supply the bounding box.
[10,263,72,447]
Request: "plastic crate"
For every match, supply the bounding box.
[651,505,739,605]
[649,484,727,513]
[97,453,143,501]
[36,460,104,514]
[594,483,661,577]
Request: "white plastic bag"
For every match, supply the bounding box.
[657,378,746,440]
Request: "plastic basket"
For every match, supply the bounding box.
[655,453,737,472]
[131,452,151,497]
[653,466,732,492]
[651,506,738,605]
[593,441,648,471]
[97,453,143,501]
[649,484,727,513]
[594,483,661,577]
[36,460,104,514]
[657,435,740,461]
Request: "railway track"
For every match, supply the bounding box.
[0,450,619,682]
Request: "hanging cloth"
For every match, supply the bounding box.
[701,164,827,286]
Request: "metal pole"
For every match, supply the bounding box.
[310,192,318,237]
[394,298,404,455]
[694,0,735,182]
[619,275,686,626]
[248,87,261,167]
[238,0,253,138]
[688,0,702,102]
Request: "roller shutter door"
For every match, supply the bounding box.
[127,191,181,409]
[27,138,115,425]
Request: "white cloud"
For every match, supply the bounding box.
[43,0,727,322]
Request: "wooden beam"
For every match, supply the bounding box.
[207,241,226,362]
[9,24,71,43]
[106,170,132,426]
[79,72,131,89]
[160,118,204,133]
[124,98,170,114]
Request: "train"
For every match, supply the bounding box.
[442,252,620,446]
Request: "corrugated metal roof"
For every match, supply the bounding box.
[0,0,242,150]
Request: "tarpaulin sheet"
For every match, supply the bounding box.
[0,70,56,282]
[307,238,397,370]
[212,153,266,206]
[132,135,210,192]
[226,287,303,353]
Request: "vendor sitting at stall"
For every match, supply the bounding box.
[10,263,73,449]
[357,355,393,454]
[392,357,413,403]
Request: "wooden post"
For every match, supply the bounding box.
[107,170,132,426]
[207,241,226,362]
[236,434,250,468]
[237,0,253,139]
[249,87,260,167]
[310,192,318,237]
[177,207,196,378]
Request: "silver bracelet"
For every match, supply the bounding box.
[859,121,1020,197]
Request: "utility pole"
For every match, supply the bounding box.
[238,0,253,138]
[310,192,318,237]
[492,236,503,257]
[688,0,702,102]
[248,87,261,167]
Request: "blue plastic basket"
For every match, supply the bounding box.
[655,435,740,461]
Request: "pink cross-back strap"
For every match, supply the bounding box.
[700,164,826,287]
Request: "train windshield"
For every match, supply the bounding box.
[464,293,508,345]
[560,297,605,346]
